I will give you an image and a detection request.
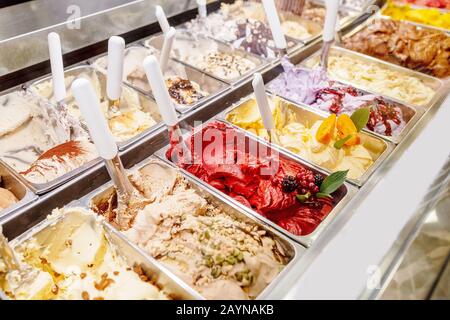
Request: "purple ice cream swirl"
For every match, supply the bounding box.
[267,58,407,137]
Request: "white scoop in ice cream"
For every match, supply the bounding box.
[106,36,126,118]
[155,5,170,35]
[72,78,141,229]
[252,73,277,144]
[143,56,191,162]
[159,27,176,73]
[261,0,287,53]
[320,0,339,69]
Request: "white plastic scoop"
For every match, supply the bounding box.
[72,78,142,230]
[159,27,176,72]
[48,32,83,140]
[48,32,66,104]
[320,0,339,70]
[155,5,170,35]
[143,55,191,163]
[197,0,207,18]
[252,73,276,144]
[262,0,288,56]
[106,36,125,118]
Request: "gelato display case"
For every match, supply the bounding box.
[0,0,449,300]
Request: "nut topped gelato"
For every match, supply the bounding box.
[92,160,290,299]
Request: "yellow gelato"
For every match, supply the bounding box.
[226,98,386,180]
[382,1,450,30]
[0,208,169,300]
[31,71,157,143]
[305,53,436,107]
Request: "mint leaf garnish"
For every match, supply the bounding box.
[319,170,348,195]
[334,135,353,149]
[351,108,370,132]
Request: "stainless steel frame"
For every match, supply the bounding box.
[0,0,449,300]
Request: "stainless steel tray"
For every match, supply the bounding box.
[143,31,268,85]
[0,207,202,300]
[90,45,230,114]
[27,64,165,151]
[220,94,394,186]
[340,14,450,80]
[155,120,357,247]
[0,162,37,219]
[300,46,446,110]
[265,68,422,145]
[80,156,303,299]
[379,1,450,34]
[0,85,102,195]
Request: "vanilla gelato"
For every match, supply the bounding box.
[304,52,436,106]
[93,160,290,300]
[0,208,170,300]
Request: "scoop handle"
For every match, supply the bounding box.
[197,0,207,18]
[323,0,339,42]
[155,5,170,35]
[143,55,178,127]
[106,36,125,101]
[160,27,176,72]
[48,32,66,103]
[261,0,287,50]
[252,73,274,131]
[72,78,118,160]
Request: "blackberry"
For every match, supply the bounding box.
[282,175,298,193]
[314,174,324,187]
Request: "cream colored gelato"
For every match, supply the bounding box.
[226,98,386,180]
[93,160,289,300]
[31,69,157,142]
[94,47,209,108]
[0,208,170,300]
[281,20,312,40]
[0,187,18,211]
[166,34,258,81]
[0,91,78,173]
[305,52,436,106]
[221,0,267,22]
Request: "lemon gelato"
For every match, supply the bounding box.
[226,98,386,180]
